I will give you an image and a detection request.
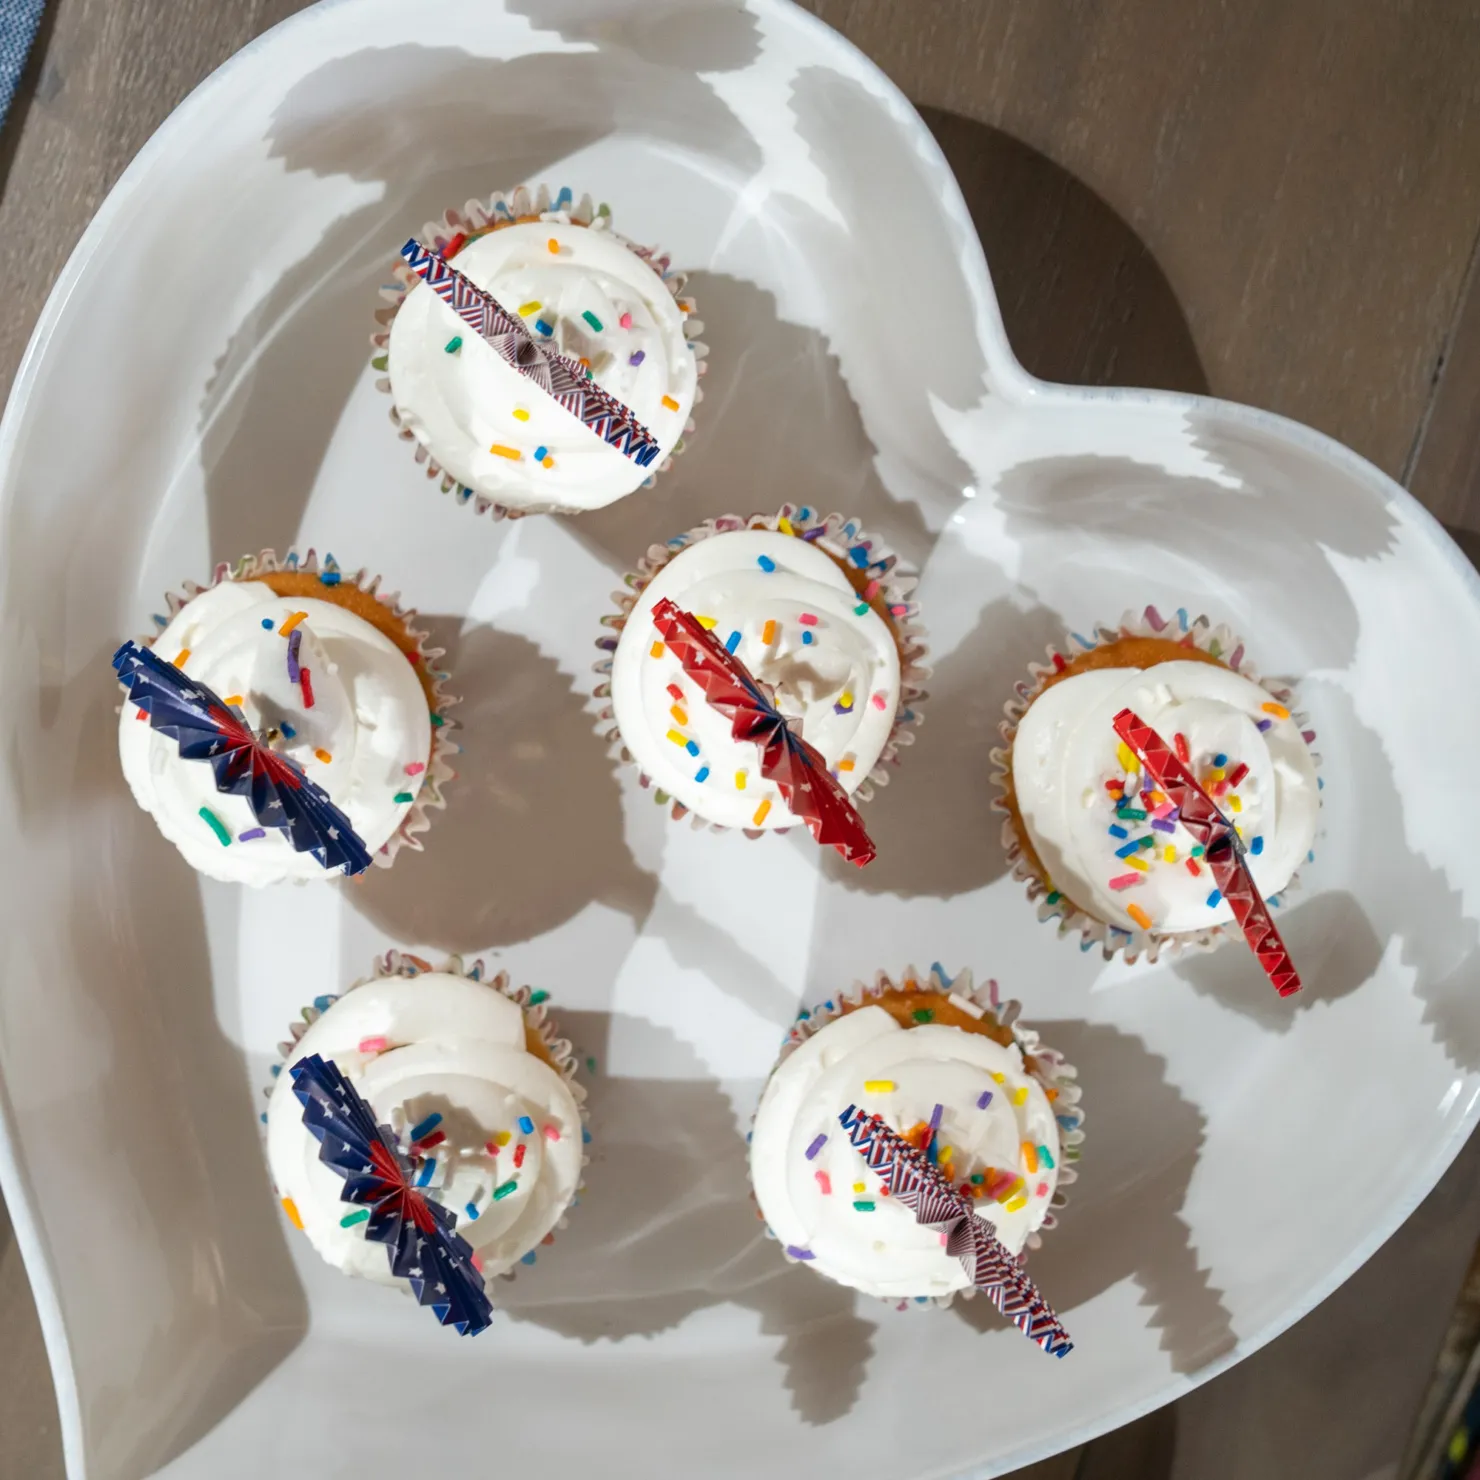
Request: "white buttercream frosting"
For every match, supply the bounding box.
[387,219,696,511]
[117,580,431,884]
[749,1005,1060,1299]
[1011,660,1319,934]
[610,529,901,830]
[266,972,584,1287]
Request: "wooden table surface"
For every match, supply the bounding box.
[2,2,1479,1477]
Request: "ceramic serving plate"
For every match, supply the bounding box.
[3,1,1479,1476]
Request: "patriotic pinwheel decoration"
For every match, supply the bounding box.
[650,596,876,865]
[839,1105,1073,1356]
[290,1054,492,1336]
[111,640,372,876]
[400,238,660,466]
[1111,707,1301,996]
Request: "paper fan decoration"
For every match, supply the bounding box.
[400,238,660,466]
[112,639,372,876]
[649,596,876,865]
[1111,706,1301,995]
[290,1054,492,1336]
[839,1105,1072,1356]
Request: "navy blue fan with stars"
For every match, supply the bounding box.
[290,1053,493,1336]
[112,639,372,876]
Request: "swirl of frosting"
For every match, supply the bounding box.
[749,1005,1060,1299]
[116,580,430,884]
[266,972,585,1285]
[611,530,901,830]
[387,220,697,511]
[1012,660,1319,934]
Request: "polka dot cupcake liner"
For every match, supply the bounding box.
[143,547,458,871]
[989,604,1323,965]
[755,964,1085,1310]
[370,182,706,520]
[264,949,590,1288]
[592,504,930,835]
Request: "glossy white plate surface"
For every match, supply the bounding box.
[2,1,1479,1476]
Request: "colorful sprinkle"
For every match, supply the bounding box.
[1123,855,1149,872]
[222,694,244,707]
[802,630,814,645]
[489,443,523,460]
[977,1090,993,1109]
[1109,870,1143,891]
[725,629,741,654]
[1012,1087,1029,1106]
[511,408,531,424]
[853,602,869,616]
[666,728,688,748]
[1116,741,1139,771]
[314,748,333,765]
[517,300,541,316]
[1038,1145,1056,1170]
[513,1143,527,1169]
[517,1115,535,1135]
[1022,1142,1039,1173]
[543,1124,560,1142]
[582,310,603,332]
[1108,824,1129,839]
[669,704,688,726]
[762,619,777,644]
[404,762,425,776]
[757,555,776,572]
[1207,889,1223,907]
[912,1009,934,1023]
[628,349,645,366]
[1229,795,1243,813]
[619,312,633,329]
[864,1079,897,1093]
[785,1245,816,1260]
[815,1170,831,1194]
[1174,731,1190,763]
[414,1158,436,1188]
[444,335,463,354]
[695,615,717,629]
[535,318,554,336]
[237,827,266,842]
[279,610,308,637]
[299,668,315,709]
[357,1036,388,1054]
[492,1179,518,1201]
[260,618,273,629]
[797,612,818,625]
[661,394,680,411]
[852,1201,876,1212]
[838,757,855,772]
[805,1134,827,1160]
[281,723,296,739]
[1262,702,1290,720]
[752,799,772,825]
[650,641,665,658]
[694,766,710,783]
[1118,807,1148,821]
[198,807,231,846]
[340,1208,371,1227]
[1163,845,1177,863]
[1251,835,1265,855]
[280,1197,303,1229]
[546,237,560,254]
[1257,717,1273,731]
[409,1112,442,1141]
[528,989,549,1005]
[1185,858,1202,876]
[1004,1194,1029,1213]
[1126,902,1153,930]
[735,771,747,790]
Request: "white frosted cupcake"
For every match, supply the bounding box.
[594,506,928,835]
[266,952,587,1300]
[992,606,1321,962]
[749,966,1083,1309]
[115,550,455,883]
[375,184,704,518]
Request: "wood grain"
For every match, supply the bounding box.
[802,0,1480,486]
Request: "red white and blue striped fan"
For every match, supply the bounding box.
[399,238,661,467]
[1111,707,1301,996]
[839,1105,1073,1356]
[650,597,876,865]
[112,640,372,876]
[290,1054,493,1336]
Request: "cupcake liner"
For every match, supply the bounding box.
[752,964,1085,1312]
[592,503,930,834]
[989,604,1323,965]
[143,547,458,871]
[370,182,707,520]
[265,949,589,1287]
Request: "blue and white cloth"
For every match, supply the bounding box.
[0,0,45,130]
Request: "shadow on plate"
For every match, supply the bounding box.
[27,662,306,1477]
[499,1010,874,1427]
[352,617,658,951]
[958,1017,1237,1377]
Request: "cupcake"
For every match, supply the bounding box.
[993,606,1321,962]
[749,965,1083,1309]
[265,952,587,1323]
[115,549,455,883]
[374,184,703,518]
[594,506,928,838]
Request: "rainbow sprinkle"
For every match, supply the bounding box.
[1126,902,1153,930]
[489,443,522,460]
[805,1134,827,1159]
[492,1179,518,1201]
[582,310,603,332]
[863,1079,896,1093]
[815,1170,831,1194]
[198,807,231,846]
[661,394,680,411]
[752,799,772,825]
[237,828,265,842]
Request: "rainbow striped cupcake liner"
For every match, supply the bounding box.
[371,182,706,520]
[988,605,1323,965]
[592,504,930,834]
[755,964,1085,1311]
[143,548,458,872]
[265,950,589,1289]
